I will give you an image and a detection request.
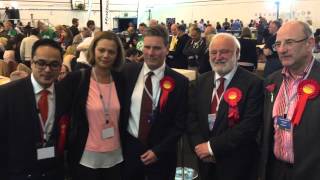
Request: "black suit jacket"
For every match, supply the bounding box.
[188,67,263,180]
[260,60,320,180]
[167,33,190,69]
[121,62,188,171]
[58,68,125,169]
[0,76,69,180]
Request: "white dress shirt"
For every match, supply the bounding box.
[127,63,165,138]
[31,74,55,142]
[208,65,238,155]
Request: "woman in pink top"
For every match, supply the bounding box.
[61,31,125,180]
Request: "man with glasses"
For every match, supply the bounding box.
[260,20,319,180]
[0,39,69,180]
[188,33,263,180]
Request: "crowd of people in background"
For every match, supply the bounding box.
[1,16,320,85]
[1,12,320,180]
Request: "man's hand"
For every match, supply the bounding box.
[140,150,158,165]
[195,143,211,159]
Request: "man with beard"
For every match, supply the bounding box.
[121,25,188,180]
[187,33,263,180]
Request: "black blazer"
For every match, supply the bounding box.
[58,68,125,168]
[121,62,188,166]
[238,37,258,68]
[167,33,191,69]
[188,67,263,180]
[260,60,320,180]
[0,76,69,180]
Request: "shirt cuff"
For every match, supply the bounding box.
[207,141,213,156]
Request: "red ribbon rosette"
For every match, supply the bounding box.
[57,114,70,156]
[292,79,319,126]
[266,83,276,92]
[159,76,175,112]
[224,87,242,127]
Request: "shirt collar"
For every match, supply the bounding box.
[31,73,54,95]
[281,58,315,80]
[214,65,238,83]
[143,62,166,77]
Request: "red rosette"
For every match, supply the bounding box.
[57,114,70,156]
[266,83,276,92]
[224,87,242,127]
[292,79,320,126]
[159,76,175,111]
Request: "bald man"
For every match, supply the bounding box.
[187,33,263,180]
[260,21,320,180]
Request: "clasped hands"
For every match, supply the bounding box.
[195,142,215,163]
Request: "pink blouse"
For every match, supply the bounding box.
[85,78,121,152]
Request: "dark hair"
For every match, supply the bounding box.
[143,25,169,46]
[271,20,281,29]
[72,18,79,24]
[31,39,63,60]
[139,23,147,27]
[126,47,139,57]
[30,28,39,36]
[191,27,201,34]
[87,31,125,72]
[177,24,186,32]
[87,20,95,28]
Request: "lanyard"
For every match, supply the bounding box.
[283,60,313,116]
[143,73,161,110]
[92,68,113,124]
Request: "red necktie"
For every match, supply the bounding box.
[211,77,225,114]
[38,89,49,124]
[138,71,154,144]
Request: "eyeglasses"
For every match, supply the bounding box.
[210,49,233,57]
[273,37,309,50]
[33,59,61,71]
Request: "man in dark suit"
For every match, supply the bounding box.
[187,33,263,180]
[260,21,320,180]
[0,39,69,180]
[167,24,190,69]
[122,25,189,180]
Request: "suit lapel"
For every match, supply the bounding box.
[212,68,242,132]
[25,77,43,143]
[201,72,215,133]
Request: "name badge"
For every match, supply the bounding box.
[102,127,115,139]
[37,146,55,160]
[276,116,291,130]
[208,114,217,131]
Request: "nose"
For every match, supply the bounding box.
[276,43,287,54]
[44,65,51,72]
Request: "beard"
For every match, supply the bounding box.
[210,53,237,76]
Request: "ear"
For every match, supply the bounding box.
[236,48,240,60]
[306,37,315,50]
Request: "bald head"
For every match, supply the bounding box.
[171,24,178,36]
[276,20,315,74]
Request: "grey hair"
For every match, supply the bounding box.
[209,33,241,60]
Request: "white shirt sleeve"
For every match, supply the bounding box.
[207,141,213,155]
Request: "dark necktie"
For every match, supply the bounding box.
[138,71,154,144]
[211,77,225,114]
[38,89,49,124]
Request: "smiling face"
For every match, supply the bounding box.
[209,35,239,76]
[94,39,118,70]
[31,46,62,88]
